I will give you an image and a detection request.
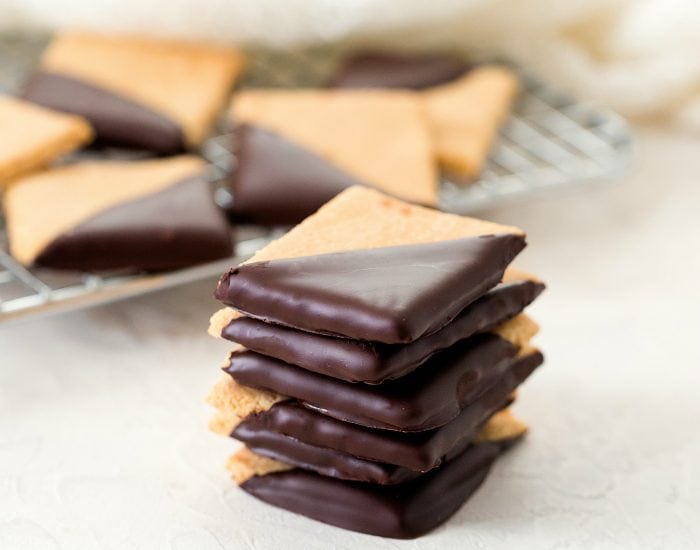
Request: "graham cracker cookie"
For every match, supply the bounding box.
[208,185,524,325]
[207,374,285,435]
[492,315,540,354]
[226,407,526,484]
[33,31,245,148]
[502,266,542,284]
[0,95,92,186]
[208,266,539,339]
[227,447,294,484]
[4,156,232,270]
[225,123,369,225]
[475,408,528,443]
[422,65,519,179]
[207,313,539,430]
[244,185,522,262]
[231,90,437,205]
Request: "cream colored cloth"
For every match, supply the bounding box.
[1,0,699,129]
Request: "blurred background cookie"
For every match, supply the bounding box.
[0,94,92,186]
[4,155,233,271]
[22,31,245,153]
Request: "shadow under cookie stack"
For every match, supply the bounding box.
[207,186,545,539]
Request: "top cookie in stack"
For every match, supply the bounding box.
[207,186,545,538]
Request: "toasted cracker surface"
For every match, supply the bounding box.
[41,31,245,146]
[232,90,437,205]
[423,65,518,178]
[4,155,205,265]
[0,95,92,186]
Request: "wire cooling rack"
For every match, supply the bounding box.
[0,35,633,325]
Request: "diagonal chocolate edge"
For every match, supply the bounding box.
[224,333,518,432]
[328,52,471,90]
[239,427,437,485]
[241,440,503,539]
[22,71,185,154]
[215,234,526,343]
[232,351,542,480]
[222,280,544,383]
[34,173,233,272]
[228,124,368,225]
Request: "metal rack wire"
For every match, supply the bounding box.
[0,36,633,325]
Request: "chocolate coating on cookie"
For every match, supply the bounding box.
[215,234,526,343]
[227,124,368,225]
[222,279,544,383]
[35,173,233,271]
[225,333,518,431]
[329,52,470,89]
[232,351,542,478]
[241,440,502,538]
[23,71,185,154]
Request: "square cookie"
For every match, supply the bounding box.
[4,156,232,271]
[230,89,437,207]
[23,31,245,153]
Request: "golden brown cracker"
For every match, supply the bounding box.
[207,185,528,336]
[207,375,286,428]
[423,65,518,178]
[0,95,92,186]
[245,186,522,263]
[231,90,437,205]
[4,155,205,266]
[41,31,245,146]
[227,447,294,484]
[492,315,540,354]
[475,408,528,443]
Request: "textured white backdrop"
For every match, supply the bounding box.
[1,128,699,549]
[1,0,700,128]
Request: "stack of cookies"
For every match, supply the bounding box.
[207,186,544,538]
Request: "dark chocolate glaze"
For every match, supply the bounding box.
[241,440,503,539]
[215,234,526,343]
[222,279,544,383]
[239,427,441,485]
[225,333,518,431]
[227,124,367,225]
[34,174,233,272]
[329,51,470,90]
[23,71,185,154]
[233,351,542,480]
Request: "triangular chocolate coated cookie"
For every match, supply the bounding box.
[215,234,525,343]
[23,71,185,154]
[36,174,232,271]
[228,124,366,225]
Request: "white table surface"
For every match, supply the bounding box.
[1,127,699,550]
